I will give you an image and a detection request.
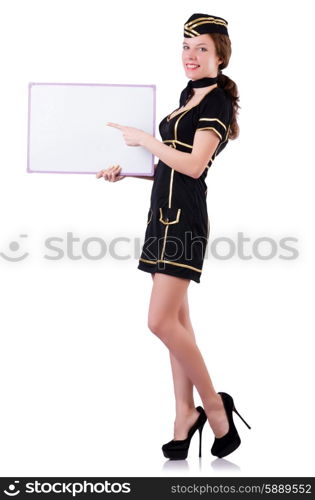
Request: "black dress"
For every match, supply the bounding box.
[137,86,232,283]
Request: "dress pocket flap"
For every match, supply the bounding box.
[159,207,181,225]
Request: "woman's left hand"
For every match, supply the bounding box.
[107,122,149,147]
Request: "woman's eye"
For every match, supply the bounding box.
[183,46,207,51]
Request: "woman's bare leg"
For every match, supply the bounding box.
[151,273,200,439]
[148,272,229,438]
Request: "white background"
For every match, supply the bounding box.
[0,0,314,478]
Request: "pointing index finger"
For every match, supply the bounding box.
[107,122,124,129]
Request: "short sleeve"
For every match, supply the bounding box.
[196,91,231,142]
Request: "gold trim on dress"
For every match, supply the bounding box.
[139,257,202,274]
[159,207,181,259]
[160,225,169,260]
[168,169,175,207]
[218,124,230,146]
[163,139,193,149]
[199,117,227,131]
[159,150,179,260]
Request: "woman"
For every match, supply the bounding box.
[96,13,251,460]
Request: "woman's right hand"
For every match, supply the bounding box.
[96,165,125,182]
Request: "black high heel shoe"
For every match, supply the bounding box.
[162,406,207,460]
[211,392,251,458]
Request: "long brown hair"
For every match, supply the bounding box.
[208,33,240,140]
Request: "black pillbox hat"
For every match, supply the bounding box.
[184,13,229,37]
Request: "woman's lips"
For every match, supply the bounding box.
[186,64,200,70]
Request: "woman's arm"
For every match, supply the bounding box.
[140,133,219,179]
[106,122,220,179]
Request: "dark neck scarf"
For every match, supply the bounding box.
[179,75,219,107]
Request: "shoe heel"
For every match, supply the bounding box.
[162,406,207,460]
[233,405,251,429]
[198,426,203,457]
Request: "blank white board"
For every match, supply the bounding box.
[27,82,156,175]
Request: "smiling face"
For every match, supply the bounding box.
[182,34,222,79]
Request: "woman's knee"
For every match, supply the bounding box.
[148,300,191,338]
[147,312,163,335]
[147,313,175,340]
